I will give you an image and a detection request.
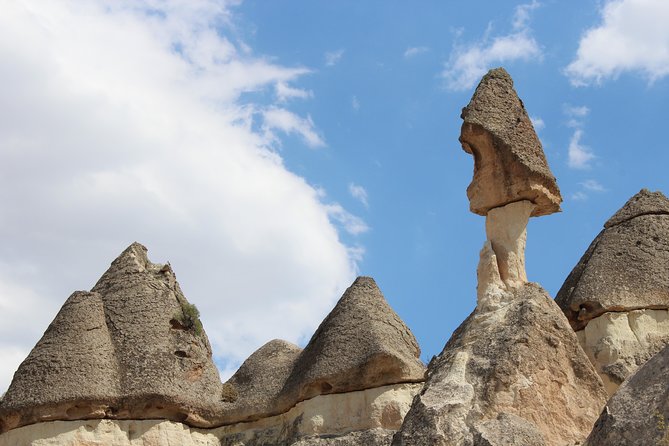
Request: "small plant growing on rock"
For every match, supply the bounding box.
[174,302,203,336]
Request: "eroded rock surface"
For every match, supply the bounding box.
[0,243,224,433]
[0,383,421,446]
[585,343,669,446]
[556,189,669,391]
[460,67,562,217]
[392,283,607,446]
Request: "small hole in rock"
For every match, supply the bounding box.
[174,350,188,358]
[320,382,333,392]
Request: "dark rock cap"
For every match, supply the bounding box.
[460,67,562,217]
[280,276,425,407]
[0,242,225,433]
[556,189,669,330]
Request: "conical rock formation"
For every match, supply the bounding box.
[392,283,607,446]
[556,189,669,393]
[460,67,562,217]
[585,343,669,445]
[0,243,225,433]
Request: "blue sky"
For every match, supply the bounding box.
[1,0,668,389]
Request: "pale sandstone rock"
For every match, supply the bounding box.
[576,308,669,394]
[460,67,562,217]
[585,343,669,446]
[0,243,225,433]
[0,383,421,446]
[392,284,607,446]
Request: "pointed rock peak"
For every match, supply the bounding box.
[604,188,669,228]
[282,276,425,403]
[460,67,562,217]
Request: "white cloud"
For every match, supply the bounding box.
[568,129,596,169]
[571,191,589,201]
[275,81,313,102]
[352,96,360,111]
[0,1,360,390]
[566,0,669,85]
[442,1,542,91]
[404,46,429,58]
[348,183,369,208]
[262,107,325,148]
[325,49,344,67]
[530,116,545,131]
[581,179,606,192]
[564,104,590,119]
[325,204,369,236]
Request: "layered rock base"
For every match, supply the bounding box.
[0,383,421,446]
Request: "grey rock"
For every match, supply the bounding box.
[585,343,669,446]
[292,429,394,446]
[474,413,546,446]
[556,189,669,330]
[393,284,607,446]
[221,339,302,423]
[460,67,562,217]
[0,243,225,433]
[280,276,425,407]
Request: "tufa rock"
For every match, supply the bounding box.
[0,243,225,433]
[279,276,425,407]
[392,283,607,446]
[221,339,303,423]
[585,343,669,445]
[460,67,562,217]
[556,189,669,392]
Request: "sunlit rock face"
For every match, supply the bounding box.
[556,189,669,394]
[460,67,562,218]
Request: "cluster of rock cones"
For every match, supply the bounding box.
[2,68,669,446]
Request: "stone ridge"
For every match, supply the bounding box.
[393,283,607,446]
[604,188,669,228]
[556,190,669,331]
[460,67,562,217]
[0,242,226,433]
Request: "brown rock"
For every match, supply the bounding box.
[221,339,302,423]
[0,243,225,433]
[585,343,669,445]
[280,276,425,407]
[556,188,669,393]
[392,284,607,446]
[556,189,669,329]
[460,67,562,217]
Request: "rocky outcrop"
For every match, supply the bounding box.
[0,250,425,444]
[556,189,669,393]
[585,343,669,445]
[0,243,224,433]
[459,67,562,217]
[392,283,607,446]
[393,68,605,446]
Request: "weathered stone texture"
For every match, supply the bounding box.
[0,243,225,433]
[585,343,669,446]
[460,67,562,217]
[393,284,607,446]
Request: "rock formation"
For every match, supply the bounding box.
[393,67,606,446]
[459,67,561,218]
[0,242,225,434]
[0,250,425,445]
[585,342,669,445]
[556,188,669,394]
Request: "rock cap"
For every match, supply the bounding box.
[460,67,562,217]
[604,188,669,228]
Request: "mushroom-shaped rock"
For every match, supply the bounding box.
[556,188,669,393]
[0,242,225,434]
[280,276,425,407]
[392,284,607,446]
[221,339,302,423]
[585,343,669,446]
[460,67,562,217]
